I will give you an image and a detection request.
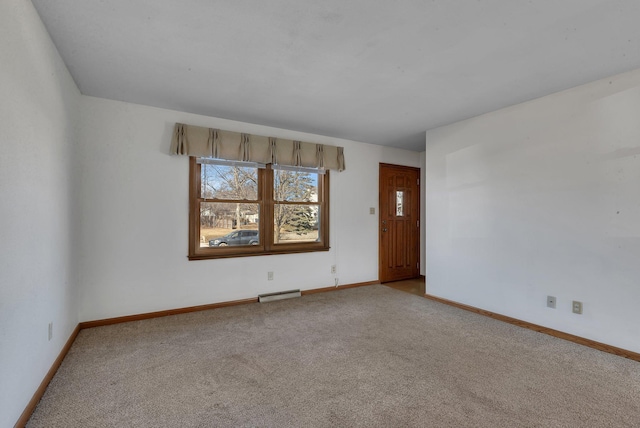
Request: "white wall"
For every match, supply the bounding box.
[0,1,80,426]
[76,96,421,322]
[425,68,640,353]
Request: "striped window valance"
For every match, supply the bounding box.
[170,123,345,171]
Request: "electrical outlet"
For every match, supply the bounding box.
[331,265,336,274]
[48,322,53,341]
[369,207,375,215]
[546,296,556,309]
[572,301,583,314]
[267,271,274,281]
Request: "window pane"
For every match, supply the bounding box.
[201,164,258,200]
[274,170,319,202]
[274,204,320,243]
[396,191,404,216]
[200,202,260,247]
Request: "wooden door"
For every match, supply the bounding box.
[379,163,420,283]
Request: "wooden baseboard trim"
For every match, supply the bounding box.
[424,294,640,363]
[14,324,81,428]
[301,280,379,296]
[79,297,259,329]
[80,280,379,329]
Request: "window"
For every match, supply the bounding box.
[189,157,329,259]
[396,190,404,216]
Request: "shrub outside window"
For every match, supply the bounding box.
[189,157,329,259]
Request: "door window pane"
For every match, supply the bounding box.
[396,191,404,216]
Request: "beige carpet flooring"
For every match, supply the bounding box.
[27,285,640,427]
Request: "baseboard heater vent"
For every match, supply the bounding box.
[258,289,301,303]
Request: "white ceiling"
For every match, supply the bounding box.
[32,0,640,151]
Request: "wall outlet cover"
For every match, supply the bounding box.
[572,301,583,314]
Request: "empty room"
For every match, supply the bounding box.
[2,0,640,426]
